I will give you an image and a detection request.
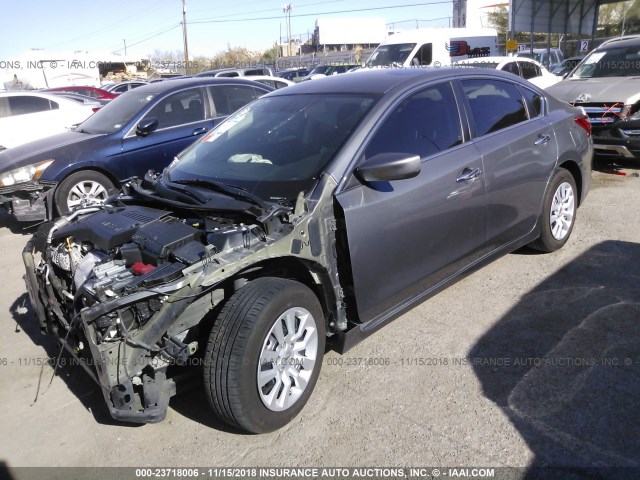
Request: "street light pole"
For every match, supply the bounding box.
[123,39,127,56]
[182,0,190,75]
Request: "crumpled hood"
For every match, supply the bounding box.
[0,130,103,173]
[546,76,640,104]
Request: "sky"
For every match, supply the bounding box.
[0,0,454,61]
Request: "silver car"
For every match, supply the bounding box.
[24,68,592,433]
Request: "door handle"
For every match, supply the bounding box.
[456,167,482,183]
[192,127,208,136]
[534,133,551,145]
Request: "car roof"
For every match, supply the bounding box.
[517,48,561,53]
[457,56,516,62]
[456,56,543,66]
[266,67,535,97]
[0,90,78,101]
[45,86,104,90]
[243,75,295,85]
[195,67,272,77]
[118,77,275,95]
[599,35,640,49]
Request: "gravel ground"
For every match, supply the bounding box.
[0,167,638,476]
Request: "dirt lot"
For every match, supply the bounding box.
[0,168,638,475]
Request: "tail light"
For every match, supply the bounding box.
[91,107,102,113]
[575,115,591,136]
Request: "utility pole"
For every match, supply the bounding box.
[282,4,292,56]
[182,0,190,75]
[123,39,127,56]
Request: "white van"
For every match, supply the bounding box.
[365,28,499,68]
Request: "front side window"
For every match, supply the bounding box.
[412,44,433,66]
[365,43,417,67]
[144,88,205,129]
[461,79,528,136]
[365,83,462,161]
[168,93,376,204]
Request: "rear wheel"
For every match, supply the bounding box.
[204,277,325,433]
[529,168,577,252]
[54,170,115,215]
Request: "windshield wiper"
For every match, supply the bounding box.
[158,178,207,204]
[172,178,271,210]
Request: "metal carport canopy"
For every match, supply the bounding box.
[509,0,627,36]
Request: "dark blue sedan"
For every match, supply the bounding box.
[0,78,272,221]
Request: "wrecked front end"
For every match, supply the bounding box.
[21,199,304,422]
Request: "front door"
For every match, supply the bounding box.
[120,87,213,177]
[335,82,487,323]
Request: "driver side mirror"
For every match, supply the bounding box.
[136,117,158,137]
[356,152,421,183]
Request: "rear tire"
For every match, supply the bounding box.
[54,170,115,216]
[528,168,577,253]
[204,277,325,433]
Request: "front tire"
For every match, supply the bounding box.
[204,277,325,433]
[529,168,577,252]
[54,170,115,216]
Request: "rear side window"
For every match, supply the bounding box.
[518,61,541,79]
[8,96,56,115]
[462,79,528,136]
[502,62,520,76]
[365,82,462,160]
[112,84,129,93]
[209,85,262,116]
[0,98,9,118]
[80,89,100,98]
[519,86,543,118]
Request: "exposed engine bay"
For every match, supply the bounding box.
[22,173,345,423]
[24,203,271,421]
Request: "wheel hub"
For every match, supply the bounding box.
[550,181,575,241]
[257,307,318,412]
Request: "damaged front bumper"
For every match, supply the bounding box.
[0,181,55,222]
[22,237,204,423]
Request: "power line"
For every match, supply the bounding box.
[188,1,454,24]
[111,24,182,54]
[192,0,347,22]
[48,0,176,50]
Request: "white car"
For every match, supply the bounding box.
[0,92,95,151]
[454,56,560,90]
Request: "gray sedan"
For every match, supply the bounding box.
[24,67,592,433]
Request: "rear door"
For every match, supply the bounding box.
[459,78,556,250]
[335,82,487,323]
